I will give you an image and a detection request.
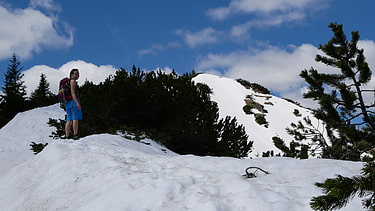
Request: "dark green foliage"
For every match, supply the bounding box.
[286,116,328,158]
[299,23,375,161]
[0,54,27,127]
[236,79,270,94]
[296,23,375,210]
[311,161,375,210]
[236,78,252,89]
[249,83,271,94]
[71,66,251,157]
[1,55,58,128]
[243,105,253,114]
[243,97,269,127]
[30,142,48,154]
[118,126,148,142]
[216,116,252,158]
[29,73,57,108]
[282,98,302,107]
[272,136,308,159]
[255,114,268,127]
[48,118,66,139]
[262,150,277,157]
[293,109,302,117]
[244,98,268,114]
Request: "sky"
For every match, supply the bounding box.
[0,0,375,108]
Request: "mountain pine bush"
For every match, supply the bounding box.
[288,23,375,210]
[67,66,253,158]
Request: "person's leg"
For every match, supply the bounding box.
[73,120,79,136]
[71,101,82,139]
[65,120,72,137]
[65,100,73,138]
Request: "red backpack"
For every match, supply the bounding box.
[57,77,72,105]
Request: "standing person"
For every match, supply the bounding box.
[65,68,82,140]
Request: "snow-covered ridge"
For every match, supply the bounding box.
[0,133,363,211]
[193,73,323,157]
[0,75,363,211]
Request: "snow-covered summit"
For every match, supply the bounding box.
[193,73,322,157]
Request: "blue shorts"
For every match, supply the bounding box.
[65,100,82,121]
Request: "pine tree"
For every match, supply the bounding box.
[0,53,27,127]
[311,161,375,210]
[300,23,375,160]
[216,116,252,158]
[272,136,309,159]
[299,23,375,210]
[29,73,56,107]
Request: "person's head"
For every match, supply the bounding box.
[70,68,80,80]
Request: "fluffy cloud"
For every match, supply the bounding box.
[195,40,375,108]
[207,0,329,42]
[175,27,224,48]
[206,0,326,21]
[22,60,117,96]
[0,2,73,61]
[138,27,224,55]
[137,41,181,57]
[29,0,62,12]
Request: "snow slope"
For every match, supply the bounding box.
[193,74,324,157]
[0,73,366,210]
[0,105,364,210]
[0,104,65,176]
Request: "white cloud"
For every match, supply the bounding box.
[205,6,231,21]
[142,0,330,56]
[29,0,61,13]
[139,27,223,56]
[22,60,117,96]
[22,61,183,98]
[195,44,321,92]
[137,41,181,57]
[206,0,325,21]
[0,2,73,61]
[206,0,329,42]
[176,27,223,48]
[195,40,375,109]
[229,11,305,41]
[358,40,375,105]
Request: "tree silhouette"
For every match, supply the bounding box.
[29,73,57,107]
[0,53,27,127]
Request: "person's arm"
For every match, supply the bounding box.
[70,79,81,109]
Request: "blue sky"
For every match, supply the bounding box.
[1,0,375,107]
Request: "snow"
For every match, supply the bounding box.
[193,74,325,157]
[0,74,365,210]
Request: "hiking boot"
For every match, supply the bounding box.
[73,135,80,140]
[61,134,73,139]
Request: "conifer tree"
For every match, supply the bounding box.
[299,23,375,210]
[29,73,56,107]
[0,53,27,127]
[311,161,375,210]
[298,23,374,160]
[216,116,252,158]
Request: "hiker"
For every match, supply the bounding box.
[64,68,82,140]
